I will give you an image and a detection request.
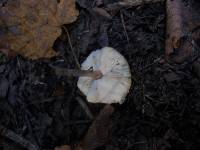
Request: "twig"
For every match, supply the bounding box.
[120,11,130,44]
[123,0,164,6]
[106,0,164,10]
[66,93,71,143]
[76,97,94,120]
[0,125,40,150]
[142,56,163,70]
[62,26,81,69]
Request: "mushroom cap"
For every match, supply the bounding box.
[77,47,132,104]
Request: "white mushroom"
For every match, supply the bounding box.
[77,47,132,104]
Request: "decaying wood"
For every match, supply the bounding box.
[0,125,39,150]
[165,0,200,63]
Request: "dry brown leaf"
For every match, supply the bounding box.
[53,105,114,150]
[54,145,71,150]
[0,0,79,59]
[79,104,114,150]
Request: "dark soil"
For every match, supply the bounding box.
[0,0,200,150]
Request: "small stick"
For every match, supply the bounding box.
[123,0,164,6]
[106,0,164,10]
[63,26,81,69]
[0,125,39,150]
[120,11,130,44]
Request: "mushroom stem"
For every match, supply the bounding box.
[53,67,103,80]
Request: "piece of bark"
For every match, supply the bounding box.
[165,0,200,63]
[78,104,114,150]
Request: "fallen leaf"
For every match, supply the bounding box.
[53,105,114,150]
[55,145,71,150]
[0,0,79,59]
[79,104,114,150]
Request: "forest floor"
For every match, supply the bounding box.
[0,0,200,150]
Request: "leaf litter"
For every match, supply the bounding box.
[0,0,200,150]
